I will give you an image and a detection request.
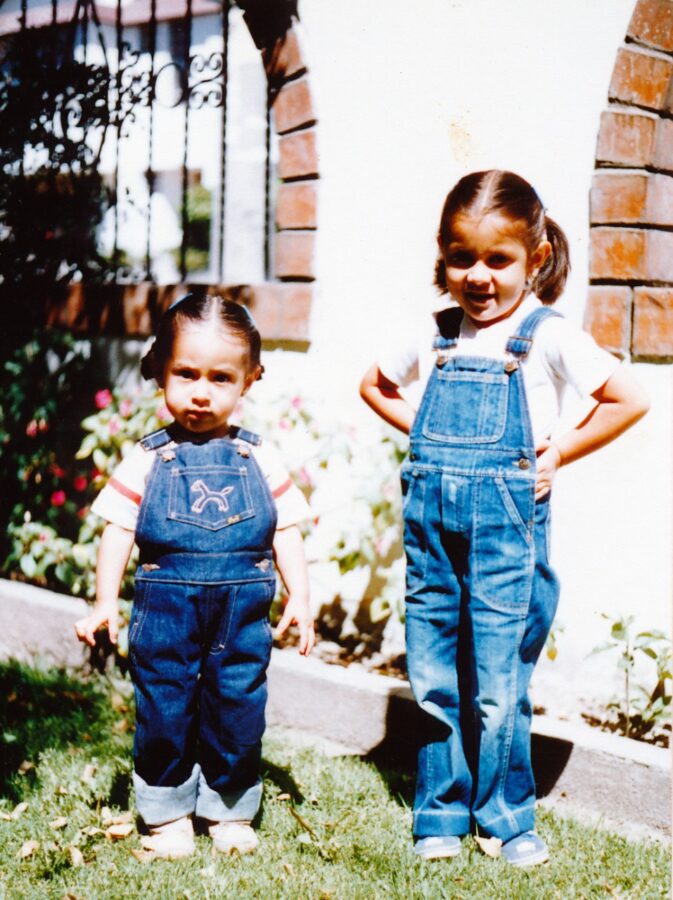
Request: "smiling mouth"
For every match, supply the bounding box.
[465,292,496,302]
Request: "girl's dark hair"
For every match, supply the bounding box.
[140,294,263,382]
[434,169,570,304]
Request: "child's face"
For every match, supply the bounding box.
[441,213,550,327]
[161,323,256,439]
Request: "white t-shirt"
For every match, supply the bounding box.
[377,294,620,444]
[91,432,310,533]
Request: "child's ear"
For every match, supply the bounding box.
[531,239,552,272]
[242,366,262,394]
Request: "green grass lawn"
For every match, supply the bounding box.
[0,661,669,900]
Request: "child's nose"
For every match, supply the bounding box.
[466,261,490,284]
[191,380,211,404]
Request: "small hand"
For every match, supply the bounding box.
[534,439,562,501]
[275,596,315,656]
[74,603,119,648]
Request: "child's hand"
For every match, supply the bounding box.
[74,602,119,647]
[275,596,315,657]
[534,439,562,501]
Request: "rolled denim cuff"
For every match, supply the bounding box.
[133,764,199,826]
[195,770,263,822]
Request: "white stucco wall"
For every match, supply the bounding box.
[261,0,672,652]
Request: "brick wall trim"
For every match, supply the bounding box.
[588,0,673,362]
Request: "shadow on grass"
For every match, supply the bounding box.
[0,659,117,803]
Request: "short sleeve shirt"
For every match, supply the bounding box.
[91,432,310,533]
[377,294,620,444]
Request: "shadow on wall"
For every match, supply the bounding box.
[363,688,572,806]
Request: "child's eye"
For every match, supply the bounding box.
[175,368,196,379]
[445,251,474,268]
[487,253,511,268]
[213,373,232,383]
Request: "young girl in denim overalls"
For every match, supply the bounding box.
[361,170,649,866]
[76,295,314,858]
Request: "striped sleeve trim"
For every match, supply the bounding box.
[108,477,143,506]
[271,478,293,500]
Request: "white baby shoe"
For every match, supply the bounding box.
[140,814,195,858]
[208,820,259,855]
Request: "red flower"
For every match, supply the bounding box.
[94,389,113,410]
[73,476,88,492]
[25,420,38,437]
[51,490,66,507]
[50,464,66,479]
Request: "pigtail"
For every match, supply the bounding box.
[535,215,570,304]
[434,254,449,295]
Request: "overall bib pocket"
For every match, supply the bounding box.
[422,369,509,443]
[168,464,255,531]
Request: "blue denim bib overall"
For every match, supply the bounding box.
[402,306,561,843]
[128,425,277,826]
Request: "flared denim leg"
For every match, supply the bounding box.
[470,488,559,842]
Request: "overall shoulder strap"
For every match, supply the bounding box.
[229,425,262,447]
[506,307,563,361]
[139,427,173,451]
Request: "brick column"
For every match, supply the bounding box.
[588,0,673,362]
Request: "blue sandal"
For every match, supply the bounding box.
[413,835,462,860]
[501,831,549,867]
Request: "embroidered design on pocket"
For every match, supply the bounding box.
[191,479,234,514]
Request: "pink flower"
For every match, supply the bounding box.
[290,396,303,410]
[94,389,113,410]
[157,405,171,421]
[73,476,88,492]
[108,417,120,435]
[25,420,38,437]
[51,490,66,507]
[297,467,313,487]
[278,417,291,430]
[119,399,133,417]
[39,532,48,543]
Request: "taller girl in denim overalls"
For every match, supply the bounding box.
[360,170,649,866]
[76,295,314,859]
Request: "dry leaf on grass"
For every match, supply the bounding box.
[18,839,40,859]
[17,760,35,775]
[55,785,69,796]
[1,801,28,821]
[69,845,84,867]
[131,847,156,863]
[110,693,128,712]
[102,809,133,827]
[49,817,69,830]
[105,823,134,840]
[81,826,105,837]
[276,793,291,801]
[81,764,96,783]
[474,835,502,858]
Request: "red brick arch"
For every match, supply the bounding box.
[585,0,673,362]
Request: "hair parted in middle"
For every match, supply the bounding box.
[434,169,571,304]
[140,293,264,383]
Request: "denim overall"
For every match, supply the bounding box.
[128,425,277,826]
[402,306,561,843]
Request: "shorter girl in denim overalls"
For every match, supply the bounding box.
[76,295,314,858]
[360,170,649,866]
